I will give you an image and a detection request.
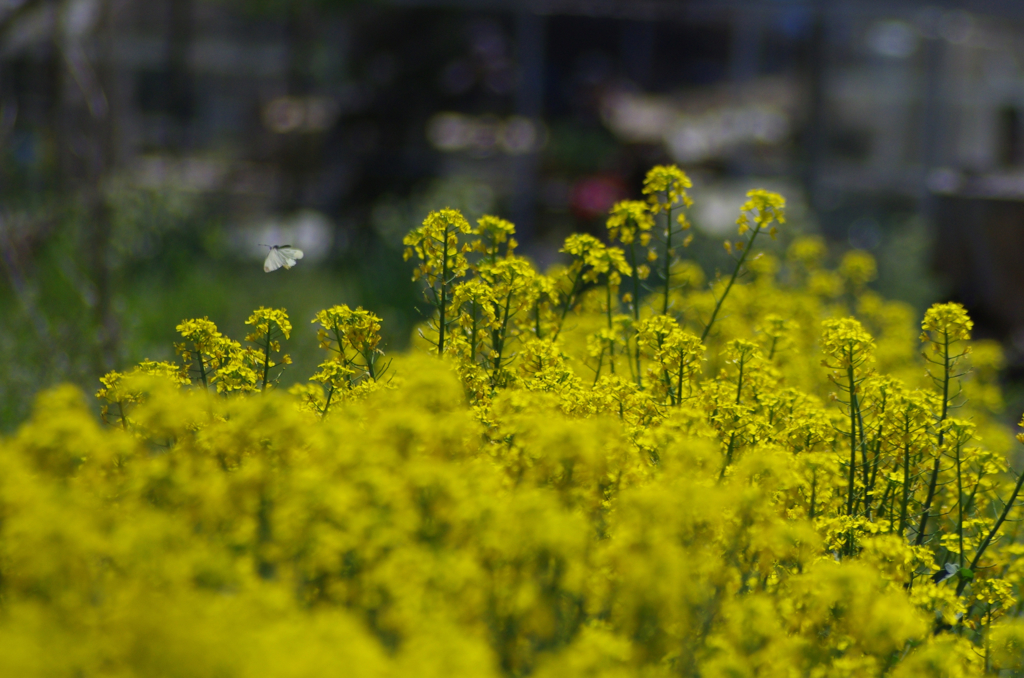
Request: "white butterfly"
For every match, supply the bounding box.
[261,244,304,272]
[932,562,959,584]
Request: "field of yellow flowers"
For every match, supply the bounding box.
[4,166,1024,676]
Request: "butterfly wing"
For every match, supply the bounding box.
[264,248,287,272]
[277,247,304,269]
[932,562,959,583]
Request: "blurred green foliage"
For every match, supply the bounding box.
[0,184,419,431]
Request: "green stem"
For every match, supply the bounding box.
[333,326,345,358]
[846,358,858,518]
[437,228,451,355]
[490,287,514,387]
[261,331,272,391]
[898,437,912,536]
[955,439,964,569]
[606,283,615,375]
[717,362,747,476]
[963,471,982,517]
[865,438,883,520]
[735,356,745,405]
[195,348,208,389]
[470,304,479,365]
[321,384,334,420]
[878,481,894,531]
[364,345,378,381]
[863,389,887,519]
[720,432,737,481]
[331,325,357,383]
[916,333,951,546]
[957,466,1024,596]
[662,204,673,315]
[553,267,585,340]
[654,332,674,405]
[626,243,643,388]
[592,349,605,387]
[675,357,684,404]
[700,224,763,344]
[628,242,641,322]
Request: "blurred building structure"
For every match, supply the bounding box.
[4,0,1024,347]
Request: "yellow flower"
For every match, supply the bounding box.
[606,200,653,245]
[402,207,472,286]
[821,317,875,370]
[471,214,518,261]
[787,235,826,268]
[921,302,973,343]
[735,189,785,237]
[839,250,877,288]
[244,307,293,342]
[641,164,693,213]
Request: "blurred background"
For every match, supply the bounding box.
[3,0,1024,428]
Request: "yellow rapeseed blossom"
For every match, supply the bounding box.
[839,250,878,288]
[641,164,693,213]
[821,317,876,370]
[403,207,472,285]
[606,200,654,246]
[736,189,785,239]
[5,166,1024,678]
[471,214,518,264]
[309,305,387,412]
[922,301,974,344]
[245,306,293,343]
[175,316,244,389]
[313,304,383,355]
[989,619,1024,672]
[560,232,604,260]
[787,235,826,269]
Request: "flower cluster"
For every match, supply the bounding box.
[3,165,1024,676]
